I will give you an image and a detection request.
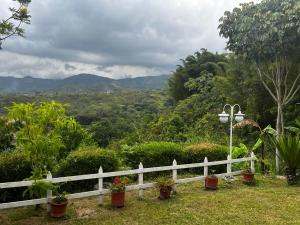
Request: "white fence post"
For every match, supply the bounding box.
[204,157,208,177]
[172,159,177,193]
[250,152,255,173]
[98,166,103,205]
[46,171,52,213]
[138,162,143,199]
[227,155,231,174]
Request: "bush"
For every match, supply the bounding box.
[0,151,32,203]
[122,142,184,168]
[184,143,228,174]
[55,146,120,192]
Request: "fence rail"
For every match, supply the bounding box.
[0,152,256,210]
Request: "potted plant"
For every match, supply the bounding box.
[50,191,68,218]
[205,170,218,190]
[111,177,128,208]
[273,135,300,185]
[242,168,255,183]
[155,177,175,200]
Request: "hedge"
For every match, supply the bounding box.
[122,142,184,169]
[184,143,228,173]
[0,151,32,203]
[55,146,120,192]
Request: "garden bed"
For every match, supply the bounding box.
[0,175,299,225]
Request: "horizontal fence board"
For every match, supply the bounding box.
[101,169,140,178]
[0,180,35,189]
[0,198,47,209]
[52,173,99,183]
[176,176,204,183]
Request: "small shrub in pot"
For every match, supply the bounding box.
[50,192,68,218]
[155,177,175,200]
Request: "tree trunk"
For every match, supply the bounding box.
[275,103,284,173]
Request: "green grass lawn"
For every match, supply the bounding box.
[1,175,300,225]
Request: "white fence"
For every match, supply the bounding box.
[0,152,256,210]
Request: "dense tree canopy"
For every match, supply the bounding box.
[218,0,300,62]
[168,49,228,102]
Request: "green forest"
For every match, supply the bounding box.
[0,0,300,205]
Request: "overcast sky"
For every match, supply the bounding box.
[0,0,253,79]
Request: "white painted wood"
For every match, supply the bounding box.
[138,162,143,198]
[100,169,140,178]
[204,157,208,177]
[172,159,177,192]
[177,176,204,183]
[143,165,173,173]
[0,198,47,209]
[46,171,52,213]
[98,166,103,205]
[251,152,255,173]
[227,155,231,173]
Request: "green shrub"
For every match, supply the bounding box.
[55,146,120,192]
[184,143,228,173]
[0,151,32,203]
[122,142,184,169]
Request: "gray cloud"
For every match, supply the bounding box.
[64,63,77,71]
[0,0,254,78]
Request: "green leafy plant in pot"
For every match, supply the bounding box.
[273,135,300,185]
[155,177,175,200]
[50,191,68,218]
[111,177,128,207]
[23,168,56,210]
[205,170,218,190]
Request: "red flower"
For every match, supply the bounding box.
[114,177,120,184]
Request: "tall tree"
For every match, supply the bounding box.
[218,0,300,172]
[0,0,31,49]
[168,49,228,102]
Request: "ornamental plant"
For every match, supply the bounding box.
[111,177,128,193]
[155,177,174,192]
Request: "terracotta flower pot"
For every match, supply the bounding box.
[111,191,125,208]
[159,187,172,200]
[205,176,218,190]
[243,172,254,183]
[50,200,68,218]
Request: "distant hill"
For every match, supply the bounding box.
[0,74,170,93]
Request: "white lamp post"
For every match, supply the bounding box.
[218,104,245,172]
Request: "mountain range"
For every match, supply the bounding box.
[0,74,170,93]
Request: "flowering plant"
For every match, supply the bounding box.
[111,177,128,193]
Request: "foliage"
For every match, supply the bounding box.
[0,151,32,203]
[52,192,68,204]
[168,49,228,102]
[0,151,31,182]
[184,143,227,173]
[273,135,300,184]
[155,177,174,191]
[0,0,31,49]
[122,142,184,168]
[23,168,55,200]
[273,135,300,170]
[7,101,85,169]
[111,177,128,193]
[218,0,300,61]
[90,119,129,148]
[55,146,119,191]
[0,117,15,151]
